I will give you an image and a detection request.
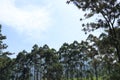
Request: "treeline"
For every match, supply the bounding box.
[0,25,120,80]
[1,0,120,80]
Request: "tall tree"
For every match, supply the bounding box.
[67,0,120,62]
[59,43,70,80]
[0,25,7,55]
[0,24,12,80]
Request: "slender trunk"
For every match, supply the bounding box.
[116,45,120,63]
[95,64,98,80]
[83,61,86,79]
[77,69,79,80]
[108,63,111,75]
[80,64,82,80]
[71,68,74,80]
[111,27,120,63]
[66,64,69,80]
[34,66,36,80]
[66,69,69,80]
[36,70,38,80]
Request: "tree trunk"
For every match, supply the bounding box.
[116,45,120,63]
[95,64,98,80]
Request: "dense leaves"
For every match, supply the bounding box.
[67,0,120,63]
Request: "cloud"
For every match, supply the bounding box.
[0,0,52,39]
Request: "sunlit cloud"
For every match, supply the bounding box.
[0,0,52,39]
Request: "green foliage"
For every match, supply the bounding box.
[0,25,13,80]
[1,0,120,79]
[67,0,120,62]
[0,28,119,80]
[66,0,120,79]
[0,24,8,55]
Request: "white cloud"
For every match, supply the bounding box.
[0,0,52,39]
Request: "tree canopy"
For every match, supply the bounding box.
[67,0,120,62]
[1,0,120,79]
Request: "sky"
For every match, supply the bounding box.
[0,0,101,57]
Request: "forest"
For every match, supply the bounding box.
[0,0,120,80]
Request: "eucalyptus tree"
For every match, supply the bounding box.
[13,50,31,80]
[68,41,81,79]
[42,44,62,80]
[58,41,89,80]
[98,29,120,79]
[30,44,41,80]
[86,34,105,80]
[58,43,71,80]
[66,1,120,79]
[67,0,120,62]
[85,33,119,79]
[68,41,89,79]
[80,41,90,79]
[0,55,12,80]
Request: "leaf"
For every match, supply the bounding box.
[85,13,94,18]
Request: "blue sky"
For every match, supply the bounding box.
[0,0,101,57]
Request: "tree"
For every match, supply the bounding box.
[0,25,8,55]
[13,50,31,80]
[42,44,62,80]
[0,24,13,80]
[58,43,70,80]
[67,0,120,62]
[0,56,12,80]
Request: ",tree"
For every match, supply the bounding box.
[0,25,8,55]
[67,0,120,62]
[0,25,13,80]
[58,43,71,80]
[14,50,31,80]
[42,45,62,80]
